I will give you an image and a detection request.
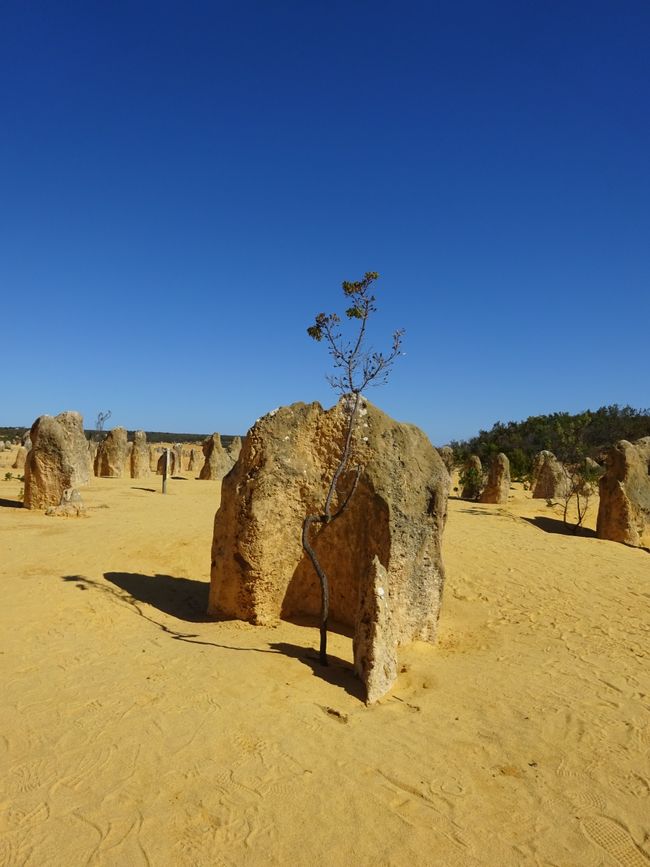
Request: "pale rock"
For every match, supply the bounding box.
[24,411,91,509]
[596,437,650,547]
[209,398,448,694]
[480,453,511,504]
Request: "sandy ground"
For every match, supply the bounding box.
[0,448,648,866]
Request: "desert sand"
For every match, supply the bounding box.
[1,449,648,866]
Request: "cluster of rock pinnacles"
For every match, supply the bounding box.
[16,407,650,702]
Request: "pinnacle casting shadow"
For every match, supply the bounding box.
[521,516,596,538]
[60,574,364,698]
[103,571,211,622]
[268,642,364,700]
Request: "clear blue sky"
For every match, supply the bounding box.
[1,1,648,443]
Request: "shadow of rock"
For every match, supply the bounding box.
[268,642,364,700]
[521,516,596,538]
[131,486,157,493]
[103,571,211,622]
[0,497,23,509]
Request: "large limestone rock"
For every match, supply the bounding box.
[95,427,128,477]
[480,453,511,504]
[130,430,150,479]
[532,451,570,499]
[209,398,448,701]
[596,437,650,547]
[461,455,483,499]
[24,411,91,510]
[199,433,233,481]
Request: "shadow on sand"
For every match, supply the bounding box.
[61,572,362,698]
[0,497,22,509]
[521,516,596,538]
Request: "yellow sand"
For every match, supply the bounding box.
[1,450,648,866]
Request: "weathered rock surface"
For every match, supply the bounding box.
[130,430,150,478]
[157,449,176,476]
[596,437,650,547]
[209,398,448,691]
[227,436,243,464]
[173,444,183,476]
[187,448,197,472]
[532,452,570,499]
[353,556,398,703]
[45,487,86,517]
[461,455,483,499]
[437,445,455,475]
[24,411,91,509]
[199,433,233,481]
[149,446,160,472]
[12,447,27,470]
[480,453,511,504]
[95,427,129,478]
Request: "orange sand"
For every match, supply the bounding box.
[1,448,648,866]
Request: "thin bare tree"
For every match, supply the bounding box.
[304,272,403,665]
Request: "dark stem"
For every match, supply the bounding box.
[302,392,362,665]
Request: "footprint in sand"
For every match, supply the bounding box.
[581,816,649,866]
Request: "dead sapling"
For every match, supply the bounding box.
[304,271,404,665]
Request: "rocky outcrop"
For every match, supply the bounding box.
[437,446,455,475]
[187,448,197,472]
[596,437,650,547]
[95,427,128,478]
[173,445,183,476]
[353,557,398,704]
[24,411,91,510]
[532,452,570,499]
[157,449,176,476]
[12,447,27,470]
[130,430,150,478]
[209,398,448,701]
[45,487,86,517]
[480,453,511,504]
[227,436,243,464]
[461,455,483,499]
[199,433,233,481]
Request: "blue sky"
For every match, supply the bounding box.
[1,1,648,443]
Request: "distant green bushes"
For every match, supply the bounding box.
[449,405,650,479]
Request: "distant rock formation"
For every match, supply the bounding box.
[199,433,233,481]
[208,398,448,703]
[12,446,27,470]
[157,449,176,476]
[437,445,455,475]
[227,436,243,464]
[480,453,511,504]
[130,430,150,479]
[24,411,91,510]
[461,455,483,500]
[173,444,183,476]
[187,448,197,473]
[532,452,570,500]
[596,437,650,547]
[95,427,129,478]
